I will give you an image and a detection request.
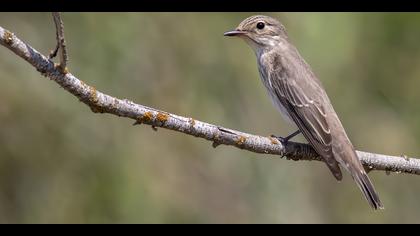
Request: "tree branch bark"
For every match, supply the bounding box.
[1,25,419,175]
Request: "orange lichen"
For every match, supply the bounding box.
[79,80,87,88]
[236,136,247,146]
[61,66,69,74]
[89,86,99,104]
[188,118,196,127]
[54,63,69,74]
[4,30,13,45]
[142,111,154,123]
[156,112,169,123]
[88,86,103,113]
[268,136,279,145]
[135,111,154,125]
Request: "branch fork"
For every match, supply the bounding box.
[49,12,68,74]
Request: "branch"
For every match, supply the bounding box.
[49,12,68,73]
[1,25,419,176]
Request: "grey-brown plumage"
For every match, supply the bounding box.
[224,15,383,210]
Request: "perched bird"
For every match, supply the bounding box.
[224,15,383,210]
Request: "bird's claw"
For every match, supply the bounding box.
[270,130,301,146]
[270,134,289,145]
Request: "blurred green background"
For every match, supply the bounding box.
[0,12,419,223]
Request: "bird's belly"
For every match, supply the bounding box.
[267,89,295,125]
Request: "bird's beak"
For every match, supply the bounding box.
[224,29,246,37]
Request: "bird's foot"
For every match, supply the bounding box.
[270,135,290,146]
[270,130,301,146]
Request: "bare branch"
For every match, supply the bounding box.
[1,25,419,175]
[49,12,68,73]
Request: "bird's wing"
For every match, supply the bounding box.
[271,72,343,180]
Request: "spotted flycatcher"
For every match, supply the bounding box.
[224,15,383,209]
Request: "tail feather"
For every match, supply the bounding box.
[331,130,383,210]
[353,170,384,210]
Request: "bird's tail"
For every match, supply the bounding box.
[332,129,384,210]
[351,167,384,210]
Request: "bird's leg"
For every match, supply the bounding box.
[271,130,301,145]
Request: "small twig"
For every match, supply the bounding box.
[48,42,59,60]
[50,12,68,73]
[1,25,420,176]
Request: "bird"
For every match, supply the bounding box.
[224,15,383,210]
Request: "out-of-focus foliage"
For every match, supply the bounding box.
[0,13,419,223]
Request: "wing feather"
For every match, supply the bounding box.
[271,72,342,180]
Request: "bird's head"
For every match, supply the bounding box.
[224,15,288,52]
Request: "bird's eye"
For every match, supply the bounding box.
[256,22,265,30]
